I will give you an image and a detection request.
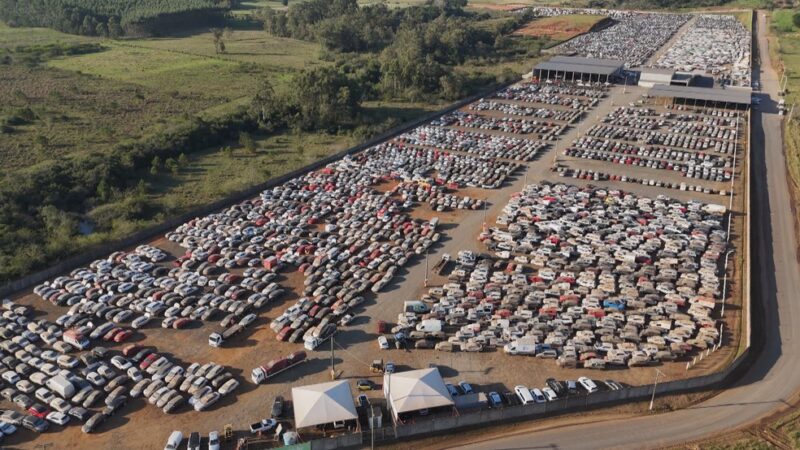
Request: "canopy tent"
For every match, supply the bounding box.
[292,380,358,428]
[384,368,454,417]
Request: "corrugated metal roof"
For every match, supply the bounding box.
[534,56,623,76]
[648,84,751,105]
[549,55,625,68]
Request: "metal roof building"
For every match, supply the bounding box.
[648,84,751,107]
[534,56,624,82]
[638,68,676,88]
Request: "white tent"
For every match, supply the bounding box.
[292,380,358,428]
[384,368,454,417]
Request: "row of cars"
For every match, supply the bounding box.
[399,183,726,368]
[395,126,548,162]
[656,14,751,87]
[554,166,726,196]
[433,111,567,139]
[555,11,688,67]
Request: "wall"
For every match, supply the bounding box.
[0,80,514,299]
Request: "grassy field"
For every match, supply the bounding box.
[734,10,754,31]
[0,21,91,48]
[771,11,800,209]
[145,132,357,213]
[47,43,260,101]
[0,63,220,171]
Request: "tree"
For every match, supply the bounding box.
[95,22,108,37]
[250,78,287,131]
[107,17,123,38]
[165,158,179,175]
[793,12,800,29]
[178,153,188,166]
[211,28,226,54]
[239,132,256,154]
[221,146,234,158]
[150,156,161,175]
[282,0,288,5]
[96,178,111,202]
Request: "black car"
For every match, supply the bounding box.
[92,347,110,359]
[22,415,49,433]
[188,431,201,450]
[546,378,566,397]
[69,406,93,422]
[102,396,128,416]
[132,348,154,363]
[271,396,284,418]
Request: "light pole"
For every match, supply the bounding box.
[424,250,429,287]
[649,368,665,411]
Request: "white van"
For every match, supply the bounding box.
[578,377,598,394]
[514,385,535,405]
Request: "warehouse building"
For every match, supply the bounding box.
[648,84,751,108]
[534,56,624,83]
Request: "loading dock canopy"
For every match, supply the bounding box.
[534,56,624,77]
[649,84,751,105]
[292,380,358,428]
[384,368,454,416]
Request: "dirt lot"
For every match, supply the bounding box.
[514,15,607,41]
[11,83,748,450]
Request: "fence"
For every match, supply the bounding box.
[0,80,515,299]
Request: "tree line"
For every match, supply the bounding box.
[258,0,536,101]
[0,0,229,37]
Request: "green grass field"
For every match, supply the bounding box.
[771,11,800,203]
[0,22,92,48]
[47,43,260,101]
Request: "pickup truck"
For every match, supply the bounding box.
[249,418,277,434]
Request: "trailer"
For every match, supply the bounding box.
[251,351,307,384]
[208,324,243,348]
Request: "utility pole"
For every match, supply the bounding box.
[649,368,665,411]
[424,250,429,287]
[330,335,336,380]
[370,405,375,450]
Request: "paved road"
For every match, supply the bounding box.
[451,11,800,450]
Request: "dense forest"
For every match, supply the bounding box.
[259,0,535,101]
[0,0,228,36]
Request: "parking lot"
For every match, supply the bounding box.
[4,72,748,448]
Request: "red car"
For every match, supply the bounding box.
[103,327,123,342]
[276,326,292,342]
[139,353,158,370]
[172,318,191,330]
[114,330,133,343]
[122,344,141,357]
[28,403,50,419]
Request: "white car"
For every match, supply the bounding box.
[378,336,389,350]
[1,371,19,384]
[111,356,132,371]
[127,367,144,382]
[208,431,220,450]
[542,387,558,402]
[238,313,257,328]
[46,411,69,426]
[131,315,152,329]
[578,376,598,394]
